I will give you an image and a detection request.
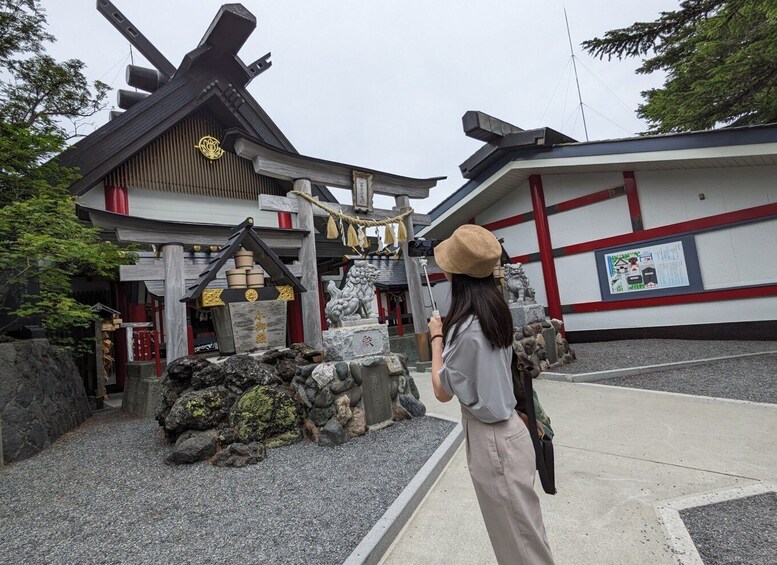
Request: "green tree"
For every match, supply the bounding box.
[583,0,777,133]
[0,0,130,338]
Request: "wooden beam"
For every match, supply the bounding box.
[230,136,443,199]
[258,194,432,226]
[120,260,303,282]
[96,0,176,78]
[114,228,304,250]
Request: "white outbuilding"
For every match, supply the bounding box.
[421,113,777,340]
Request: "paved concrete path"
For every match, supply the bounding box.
[380,374,777,564]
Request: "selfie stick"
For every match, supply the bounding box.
[417,257,439,317]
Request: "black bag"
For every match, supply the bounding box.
[511,352,557,495]
[522,367,556,495]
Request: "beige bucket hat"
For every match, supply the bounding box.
[433,224,502,278]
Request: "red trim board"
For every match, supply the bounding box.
[559,201,777,258]
[504,201,777,264]
[482,185,625,231]
[623,171,643,232]
[564,284,777,313]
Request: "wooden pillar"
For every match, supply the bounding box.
[396,194,430,361]
[288,293,305,344]
[376,288,385,323]
[162,243,188,364]
[94,319,105,402]
[294,178,323,349]
[105,185,129,215]
[529,175,564,327]
[318,275,328,329]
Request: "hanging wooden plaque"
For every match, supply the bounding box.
[352,170,374,213]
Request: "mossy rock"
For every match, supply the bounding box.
[229,385,300,444]
[164,386,236,436]
[265,429,302,448]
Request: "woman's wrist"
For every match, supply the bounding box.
[430,334,443,342]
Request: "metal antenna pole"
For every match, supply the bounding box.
[564,7,589,141]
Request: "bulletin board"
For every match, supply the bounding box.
[595,234,703,301]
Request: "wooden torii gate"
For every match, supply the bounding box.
[222,130,443,358]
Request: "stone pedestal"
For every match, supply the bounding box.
[122,362,163,418]
[509,303,545,328]
[322,323,390,361]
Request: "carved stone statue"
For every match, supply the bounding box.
[325,261,380,327]
[504,263,536,304]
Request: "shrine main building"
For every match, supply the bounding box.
[60,2,440,395]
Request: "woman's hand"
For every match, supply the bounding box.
[428,313,442,336]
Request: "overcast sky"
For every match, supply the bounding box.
[43,1,680,213]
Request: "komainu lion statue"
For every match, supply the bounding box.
[504,263,536,304]
[325,261,381,327]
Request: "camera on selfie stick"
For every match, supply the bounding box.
[408,239,441,318]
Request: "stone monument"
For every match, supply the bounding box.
[322,261,394,427]
[504,263,545,328]
[322,261,390,360]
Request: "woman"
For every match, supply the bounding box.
[428,224,554,565]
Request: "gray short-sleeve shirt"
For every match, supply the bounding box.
[438,316,515,423]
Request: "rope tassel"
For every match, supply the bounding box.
[286,190,415,246]
[358,226,369,250]
[326,215,339,239]
[384,223,395,246]
[346,223,359,247]
[397,219,408,242]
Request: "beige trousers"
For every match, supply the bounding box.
[462,408,555,565]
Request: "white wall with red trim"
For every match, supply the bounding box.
[78,184,281,228]
[429,163,777,333]
[637,167,777,228]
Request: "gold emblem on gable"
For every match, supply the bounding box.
[201,288,225,307]
[276,285,294,301]
[195,136,224,160]
[245,289,259,302]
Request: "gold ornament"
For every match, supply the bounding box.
[195,136,224,160]
[276,285,294,301]
[245,289,259,301]
[201,288,225,307]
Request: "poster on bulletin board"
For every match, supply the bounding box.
[595,234,703,301]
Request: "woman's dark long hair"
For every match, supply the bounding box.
[442,273,513,349]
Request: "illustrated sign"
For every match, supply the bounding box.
[595,235,703,301]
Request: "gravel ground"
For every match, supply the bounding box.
[680,493,777,565]
[0,410,455,565]
[598,354,777,404]
[556,339,777,374]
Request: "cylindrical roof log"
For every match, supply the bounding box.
[125,65,169,93]
[117,89,149,110]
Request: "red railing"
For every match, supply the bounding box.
[133,328,154,361]
[126,319,163,378]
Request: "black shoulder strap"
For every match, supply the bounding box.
[522,366,557,495]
